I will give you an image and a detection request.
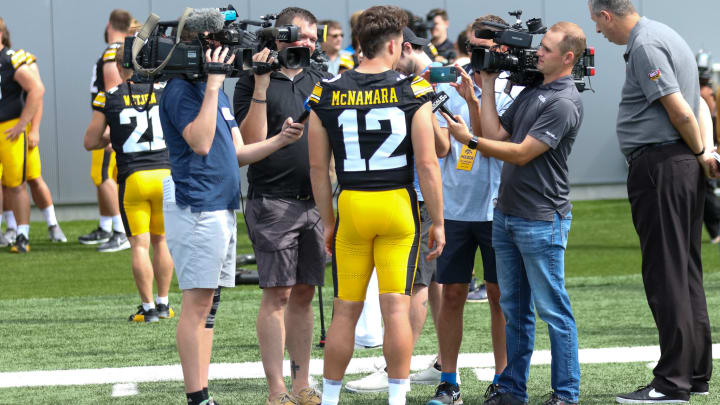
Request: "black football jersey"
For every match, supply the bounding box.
[0,48,29,123]
[92,82,170,182]
[309,69,433,190]
[90,42,122,105]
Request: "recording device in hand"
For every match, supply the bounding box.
[124,5,325,81]
[432,91,458,123]
[470,10,596,91]
[429,66,458,83]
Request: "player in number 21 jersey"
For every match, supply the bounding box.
[84,43,174,324]
[306,6,445,405]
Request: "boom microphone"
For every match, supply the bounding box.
[184,8,226,34]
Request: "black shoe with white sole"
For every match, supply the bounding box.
[616,385,688,403]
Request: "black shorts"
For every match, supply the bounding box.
[436,220,497,284]
[245,197,326,288]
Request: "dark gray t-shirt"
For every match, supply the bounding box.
[497,75,583,221]
[617,17,700,156]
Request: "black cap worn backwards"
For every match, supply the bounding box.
[402,27,430,47]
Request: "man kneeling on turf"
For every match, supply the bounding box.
[84,41,174,323]
[308,6,445,405]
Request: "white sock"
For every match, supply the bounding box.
[17,224,30,239]
[42,205,58,227]
[142,302,155,311]
[99,216,112,233]
[388,379,409,405]
[156,296,169,306]
[321,378,342,405]
[112,215,125,233]
[5,211,17,230]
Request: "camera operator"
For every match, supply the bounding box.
[160,31,304,404]
[232,7,333,405]
[588,1,715,402]
[441,21,586,405]
[427,9,455,64]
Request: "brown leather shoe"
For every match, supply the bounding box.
[293,387,321,405]
[266,392,298,405]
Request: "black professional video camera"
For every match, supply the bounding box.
[470,10,595,92]
[124,5,314,81]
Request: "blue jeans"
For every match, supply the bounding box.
[492,209,580,403]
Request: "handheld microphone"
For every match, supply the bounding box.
[295,98,311,123]
[184,8,226,34]
[431,91,458,123]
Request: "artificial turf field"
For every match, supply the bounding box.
[1,199,719,404]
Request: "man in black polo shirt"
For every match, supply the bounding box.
[233,6,333,405]
[442,22,586,405]
[588,1,715,403]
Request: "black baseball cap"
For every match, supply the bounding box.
[402,27,430,47]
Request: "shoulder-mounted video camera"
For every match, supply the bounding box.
[124,5,327,81]
[470,10,596,92]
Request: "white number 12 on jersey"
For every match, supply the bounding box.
[338,106,407,172]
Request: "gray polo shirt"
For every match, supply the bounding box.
[617,17,700,157]
[497,75,583,221]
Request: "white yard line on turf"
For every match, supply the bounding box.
[2,344,719,388]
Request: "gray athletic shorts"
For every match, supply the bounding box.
[245,197,325,288]
[163,181,236,290]
[414,203,437,287]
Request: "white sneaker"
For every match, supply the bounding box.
[409,357,461,385]
[345,367,388,393]
[410,358,441,385]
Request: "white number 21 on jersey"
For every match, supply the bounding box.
[119,106,166,153]
[338,107,407,172]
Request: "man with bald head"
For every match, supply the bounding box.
[588,1,713,403]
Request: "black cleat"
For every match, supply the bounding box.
[129,306,160,323]
[484,391,527,405]
[427,381,463,404]
[542,393,577,405]
[156,303,174,319]
[485,384,501,400]
[9,233,30,253]
[78,227,112,245]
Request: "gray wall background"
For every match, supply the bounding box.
[3,0,719,205]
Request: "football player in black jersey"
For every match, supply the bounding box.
[1,50,67,245]
[84,42,174,323]
[308,6,445,405]
[0,17,44,252]
[79,9,134,252]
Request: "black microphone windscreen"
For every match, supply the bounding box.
[185,8,225,34]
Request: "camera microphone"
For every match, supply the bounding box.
[184,8,226,34]
[431,91,458,123]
